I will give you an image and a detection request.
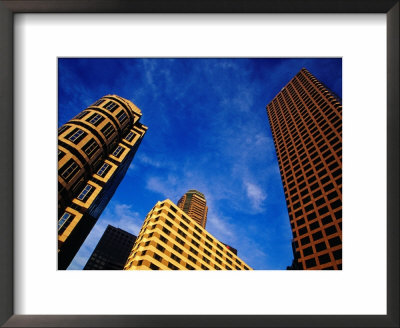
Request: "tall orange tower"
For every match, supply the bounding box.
[266,68,342,270]
[177,190,208,228]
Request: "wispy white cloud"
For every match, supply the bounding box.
[244,181,267,212]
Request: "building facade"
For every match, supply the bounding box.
[84,225,137,270]
[58,95,147,269]
[266,68,342,270]
[177,189,208,228]
[124,199,251,270]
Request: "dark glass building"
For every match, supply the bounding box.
[58,95,147,269]
[266,68,342,270]
[84,225,137,270]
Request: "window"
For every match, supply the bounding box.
[168,262,179,270]
[92,99,105,106]
[186,263,195,270]
[58,125,70,135]
[312,231,323,241]
[300,236,310,246]
[103,101,118,112]
[333,249,342,260]
[215,258,222,265]
[205,242,212,250]
[319,253,331,264]
[226,258,232,265]
[77,184,93,201]
[153,253,162,262]
[96,163,111,177]
[58,212,74,234]
[216,250,222,258]
[162,227,170,235]
[74,111,89,120]
[179,222,188,231]
[315,241,327,252]
[325,225,337,236]
[159,235,167,244]
[173,245,183,254]
[216,244,223,251]
[67,128,87,144]
[170,253,180,263]
[60,159,80,182]
[87,113,104,126]
[165,220,173,227]
[189,247,198,256]
[112,146,124,158]
[303,246,313,256]
[116,111,128,124]
[149,263,159,270]
[156,244,165,253]
[193,232,201,240]
[201,264,209,270]
[58,150,65,161]
[187,255,196,264]
[82,138,99,158]
[204,249,211,257]
[178,229,186,238]
[175,236,185,246]
[191,239,199,248]
[206,235,213,243]
[101,122,115,139]
[328,236,341,247]
[305,258,317,268]
[125,131,136,142]
[194,226,202,233]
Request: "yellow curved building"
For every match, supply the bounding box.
[58,95,147,269]
[124,199,252,270]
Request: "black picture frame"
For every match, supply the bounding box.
[0,1,398,327]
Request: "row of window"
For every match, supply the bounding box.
[304,249,342,269]
[138,205,243,266]
[135,222,245,270]
[131,244,244,271]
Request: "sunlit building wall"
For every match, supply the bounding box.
[124,200,251,270]
[58,95,147,269]
[266,68,342,270]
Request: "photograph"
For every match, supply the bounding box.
[57,58,342,271]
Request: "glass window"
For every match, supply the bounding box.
[112,146,124,158]
[96,163,110,177]
[77,184,93,201]
[103,101,118,112]
[67,129,87,144]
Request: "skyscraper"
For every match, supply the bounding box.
[58,95,147,269]
[84,225,137,270]
[177,189,208,228]
[266,68,342,270]
[124,200,251,270]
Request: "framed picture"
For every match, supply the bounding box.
[0,0,398,327]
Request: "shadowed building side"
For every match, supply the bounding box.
[84,225,137,270]
[266,68,342,270]
[177,189,208,228]
[58,95,147,269]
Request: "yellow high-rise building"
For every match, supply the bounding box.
[124,199,252,270]
[58,95,147,269]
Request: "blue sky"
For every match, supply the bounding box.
[59,58,342,270]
